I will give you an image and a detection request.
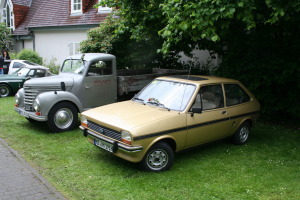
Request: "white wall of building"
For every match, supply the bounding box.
[34,29,88,65]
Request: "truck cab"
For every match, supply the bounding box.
[15,53,117,132]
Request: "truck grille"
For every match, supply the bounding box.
[24,86,62,111]
[88,120,121,141]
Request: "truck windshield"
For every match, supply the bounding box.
[61,59,86,74]
[133,79,196,111]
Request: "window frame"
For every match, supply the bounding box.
[71,0,82,15]
[97,0,112,13]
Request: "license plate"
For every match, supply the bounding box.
[94,139,113,153]
[18,109,29,118]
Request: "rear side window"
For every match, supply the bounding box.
[224,84,250,106]
[87,60,112,76]
[13,62,24,69]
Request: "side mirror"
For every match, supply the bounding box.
[191,107,202,117]
[25,77,31,80]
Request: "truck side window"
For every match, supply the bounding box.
[87,60,112,76]
[191,84,224,111]
[224,84,250,106]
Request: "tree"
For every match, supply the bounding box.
[0,22,13,50]
[97,0,300,121]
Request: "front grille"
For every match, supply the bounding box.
[24,85,62,111]
[88,120,121,141]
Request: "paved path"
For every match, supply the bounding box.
[0,138,66,200]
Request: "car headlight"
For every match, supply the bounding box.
[15,93,20,105]
[33,99,40,112]
[81,115,88,128]
[121,130,132,145]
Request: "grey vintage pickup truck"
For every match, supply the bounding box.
[14,53,185,132]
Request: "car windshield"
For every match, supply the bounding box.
[133,79,196,111]
[60,59,86,74]
[12,68,31,76]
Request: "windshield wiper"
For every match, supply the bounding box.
[147,101,170,111]
[133,97,145,104]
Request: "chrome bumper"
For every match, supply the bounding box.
[80,126,143,153]
[14,107,47,121]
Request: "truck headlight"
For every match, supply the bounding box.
[33,99,40,112]
[121,130,132,145]
[15,93,20,106]
[81,115,88,128]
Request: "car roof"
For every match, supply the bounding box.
[158,75,240,85]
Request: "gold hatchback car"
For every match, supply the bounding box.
[80,75,260,172]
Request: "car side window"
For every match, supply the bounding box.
[34,69,45,77]
[13,62,24,69]
[191,84,224,111]
[27,70,36,77]
[87,60,112,76]
[224,84,250,106]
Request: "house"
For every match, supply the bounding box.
[0,0,111,65]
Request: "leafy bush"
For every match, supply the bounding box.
[80,12,181,69]
[216,22,300,122]
[44,58,60,74]
[16,49,43,65]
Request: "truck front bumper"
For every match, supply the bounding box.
[80,126,143,153]
[15,107,47,121]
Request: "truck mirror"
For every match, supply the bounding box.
[191,107,202,114]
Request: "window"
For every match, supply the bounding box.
[224,84,250,106]
[12,62,24,69]
[69,42,80,56]
[71,0,82,14]
[98,0,112,13]
[192,85,224,111]
[87,60,112,76]
[2,0,14,29]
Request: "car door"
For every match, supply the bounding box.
[185,84,233,148]
[84,60,117,108]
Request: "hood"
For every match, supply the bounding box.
[83,101,178,132]
[24,74,74,88]
[0,74,25,81]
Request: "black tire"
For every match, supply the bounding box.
[0,84,11,97]
[140,142,174,172]
[47,102,78,133]
[233,122,250,145]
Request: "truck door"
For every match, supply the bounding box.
[84,60,117,108]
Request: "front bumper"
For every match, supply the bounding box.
[80,126,143,153]
[15,107,47,121]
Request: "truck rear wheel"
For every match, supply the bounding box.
[47,102,78,133]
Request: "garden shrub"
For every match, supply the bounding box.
[17,49,43,65]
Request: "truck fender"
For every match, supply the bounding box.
[35,91,83,116]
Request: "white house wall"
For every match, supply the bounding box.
[34,29,88,65]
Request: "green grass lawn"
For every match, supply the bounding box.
[0,97,299,200]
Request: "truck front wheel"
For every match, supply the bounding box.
[47,102,78,133]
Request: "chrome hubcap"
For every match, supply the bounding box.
[147,149,168,170]
[239,126,249,142]
[54,108,73,129]
[0,87,8,96]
